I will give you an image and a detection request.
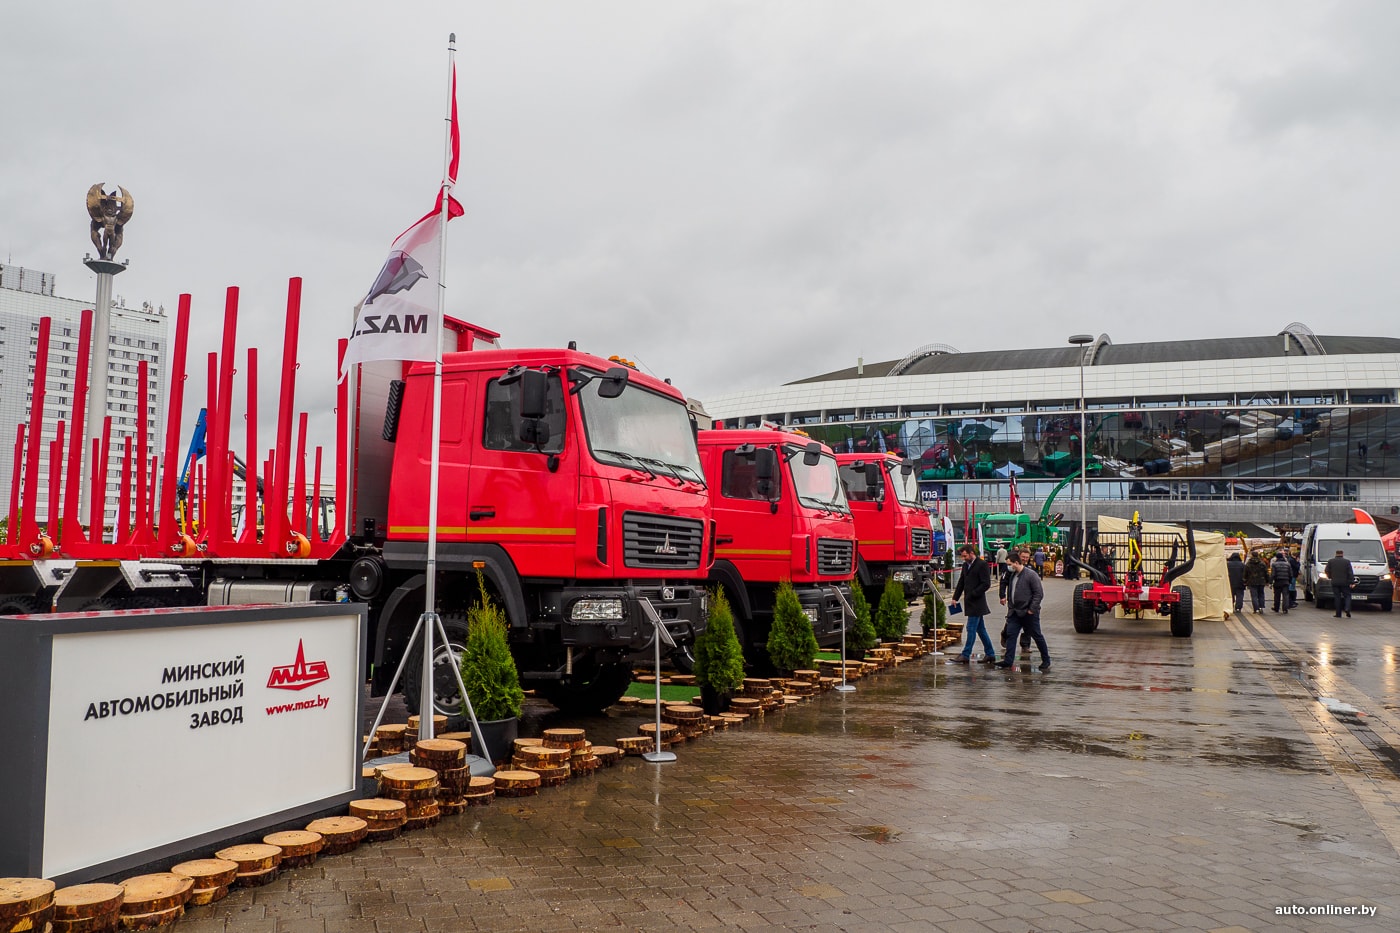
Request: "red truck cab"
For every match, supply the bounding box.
[836,453,933,602]
[379,349,712,712]
[696,428,855,662]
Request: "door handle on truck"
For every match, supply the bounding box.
[717,536,734,545]
[469,508,496,521]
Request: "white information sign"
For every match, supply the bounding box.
[43,610,361,877]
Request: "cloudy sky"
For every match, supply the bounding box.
[3,1,1398,447]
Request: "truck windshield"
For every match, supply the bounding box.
[785,446,848,513]
[983,520,1021,538]
[1319,539,1386,564]
[578,379,705,485]
[887,465,921,507]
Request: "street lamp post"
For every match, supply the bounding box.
[1069,334,1094,552]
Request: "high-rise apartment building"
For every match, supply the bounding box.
[0,263,167,528]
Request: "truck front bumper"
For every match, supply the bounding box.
[558,583,708,651]
[797,584,855,648]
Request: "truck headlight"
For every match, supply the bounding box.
[803,607,818,622]
[893,570,914,582]
[571,598,624,621]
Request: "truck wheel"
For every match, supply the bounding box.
[1169,585,1193,638]
[0,595,41,616]
[401,614,469,718]
[1072,583,1097,634]
[538,661,634,714]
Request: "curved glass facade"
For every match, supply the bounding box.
[732,405,1400,502]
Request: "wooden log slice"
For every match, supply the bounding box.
[116,904,184,930]
[463,790,494,806]
[116,875,193,915]
[373,762,416,778]
[52,884,124,921]
[363,825,402,843]
[167,860,238,890]
[638,722,678,740]
[378,767,440,792]
[727,697,762,712]
[511,737,543,753]
[52,910,125,933]
[534,766,570,786]
[540,728,587,750]
[305,817,368,847]
[636,697,659,711]
[404,813,441,831]
[5,904,54,933]
[660,704,702,723]
[615,736,651,755]
[691,695,703,706]
[262,831,323,859]
[232,867,279,889]
[516,746,570,768]
[404,799,440,818]
[792,669,820,684]
[412,739,467,764]
[493,770,541,797]
[591,746,621,766]
[374,723,407,742]
[405,714,447,732]
[571,755,600,774]
[376,785,440,802]
[438,800,468,816]
[185,885,229,908]
[0,879,55,921]
[668,673,697,686]
[436,765,472,793]
[467,776,496,792]
[279,854,319,870]
[617,695,641,706]
[348,798,407,823]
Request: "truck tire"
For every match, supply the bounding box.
[1169,585,1193,638]
[402,614,469,718]
[537,661,634,714]
[1072,583,1098,634]
[0,595,41,616]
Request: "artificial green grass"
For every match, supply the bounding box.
[624,682,698,702]
[815,651,843,661]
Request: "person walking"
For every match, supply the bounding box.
[1325,549,1355,618]
[1244,550,1269,613]
[1270,550,1294,613]
[1287,550,1300,608]
[996,552,1050,671]
[1033,546,1047,577]
[994,545,1008,579]
[1226,552,1245,615]
[951,544,997,664]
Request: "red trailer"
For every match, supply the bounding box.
[1065,512,1197,638]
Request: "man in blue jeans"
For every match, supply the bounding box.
[950,544,996,664]
[997,552,1051,671]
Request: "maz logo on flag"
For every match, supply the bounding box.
[266,640,331,691]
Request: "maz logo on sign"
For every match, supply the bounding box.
[266,640,330,691]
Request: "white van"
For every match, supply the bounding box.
[1299,523,1393,612]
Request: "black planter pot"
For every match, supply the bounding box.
[698,685,732,716]
[471,716,519,765]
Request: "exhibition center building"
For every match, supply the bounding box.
[702,325,1400,528]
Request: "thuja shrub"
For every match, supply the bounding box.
[694,587,745,695]
[847,583,878,657]
[874,577,910,642]
[459,575,524,721]
[766,581,819,675]
[921,591,944,634]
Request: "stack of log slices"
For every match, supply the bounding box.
[404,714,447,744]
[377,767,441,830]
[348,798,407,841]
[374,724,408,755]
[542,729,598,779]
[169,859,238,906]
[637,722,680,748]
[727,697,763,718]
[660,705,704,741]
[46,882,125,932]
[464,775,496,805]
[592,745,622,767]
[410,739,471,814]
[262,832,322,870]
[212,845,281,888]
[492,770,541,798]
[116,873,193,928]
[0,878,54,933]
[305,817,368,856]
[513,743,570,786]
[614,736,652,756]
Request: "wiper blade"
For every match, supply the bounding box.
[594,448,657,479]
[637,456,685,487]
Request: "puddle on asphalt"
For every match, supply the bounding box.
[852,825,900,843]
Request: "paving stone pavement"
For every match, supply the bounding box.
[182,578,1400,931]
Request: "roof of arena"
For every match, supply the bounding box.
[789,333,1400,385]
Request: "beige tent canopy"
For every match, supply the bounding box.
[1095,516,1231,622]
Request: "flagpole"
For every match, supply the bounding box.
[419,32,458,742]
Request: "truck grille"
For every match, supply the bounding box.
[911,528,932,556]
[816,538,854,576]
[623,512,704,570]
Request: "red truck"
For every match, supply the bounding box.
[2,280,711,716]
[695,428,856,666]
[835,453,933,603]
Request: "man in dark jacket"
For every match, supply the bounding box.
[1226,553,1245,614]
[996,552,1050,671]
[952,544,996,664]
[1244,551,1269,612]
[1325,549,1355,618]
[1271,551,1294,613]
[1287,551,1301,608]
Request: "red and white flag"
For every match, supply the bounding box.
[1008,472,1019,514]
[341,66,464,377]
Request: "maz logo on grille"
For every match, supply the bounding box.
[654,533,678,555]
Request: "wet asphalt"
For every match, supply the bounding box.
[181,577,1400,932]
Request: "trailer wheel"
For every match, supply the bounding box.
[1169,585,1193,638]
[0,595,42,616]
[537,661,634,715]
[401,614,469,719]
[1072,583,1098,634]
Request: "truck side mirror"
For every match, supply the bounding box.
[755,448,779,509]
[900,459,915,476]
[519,369,549,420]
[802,441,822,467]
[865,461,885,509]
[597,366,630,399]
